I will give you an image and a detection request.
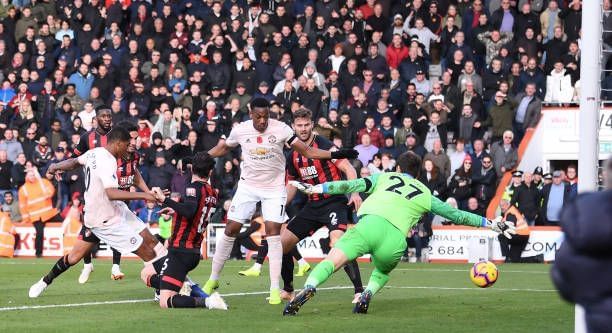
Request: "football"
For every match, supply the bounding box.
[470,261,499,288]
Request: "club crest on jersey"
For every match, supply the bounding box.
[130,237,137,245]
[186,187,196,197]
[268,135,277,143]
[257,136,263,144]
[246,138,251,143]
[117,166,124,172]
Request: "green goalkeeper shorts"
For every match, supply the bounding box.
[333,214,407,274]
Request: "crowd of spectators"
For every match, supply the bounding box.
[0,0,595,241]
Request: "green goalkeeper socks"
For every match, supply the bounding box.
[305,260,335,288]
[365,269,390,295]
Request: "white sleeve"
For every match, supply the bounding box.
[77,153,88,166]
[281,122,298,146]
[99,155,119,189]
[225,126,240,148]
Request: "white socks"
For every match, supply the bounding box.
[252,263,262,270]
[210,233,236,281]
[266,235,282,290]
[298,258,308,266]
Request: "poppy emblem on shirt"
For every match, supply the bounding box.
[257,136,263,144]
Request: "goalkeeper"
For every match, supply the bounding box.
[284,152,516,315]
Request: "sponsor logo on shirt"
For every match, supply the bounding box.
[247,147,274,160]
[299,166,319,180]
[186,187,196,197]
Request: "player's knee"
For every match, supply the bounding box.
[140,266,155,286]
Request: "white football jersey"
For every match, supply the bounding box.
[77,147,121,228]
[225,119,296,189]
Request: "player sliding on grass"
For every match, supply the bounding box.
[29,127,168,298]
[27,122,210,299]
[284,151,516,315]
[202,98,358,305]
[141,152,227,310]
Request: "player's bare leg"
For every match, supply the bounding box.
[203,220,242,294]
[29,240,97,298]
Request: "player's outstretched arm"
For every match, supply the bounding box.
[429,196,516,238]
[151,187,199,219]
[291,139,358,160]
[47,158,82,174]
[105,188,156,202]
[207,139,231,158]
[289,174,379,196]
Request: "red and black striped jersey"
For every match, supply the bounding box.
[74,130,108,156]
[169,180,218,253]
[116,152,140,190]
[287,135,345,202]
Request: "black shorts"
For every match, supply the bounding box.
[287,199,350,240]
[159,251,201,293]
[78,225,100,243]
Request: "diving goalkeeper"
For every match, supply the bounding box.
[283,152,516,315]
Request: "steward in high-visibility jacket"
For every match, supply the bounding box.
[498,198,530,263]
[0,211,15,257]
[18,168,61,257]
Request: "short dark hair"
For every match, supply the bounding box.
[396,152,422,178]
[250,97,270,110]
[192,152,216,178]
[106,126,131,143]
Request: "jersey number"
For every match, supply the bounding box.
[198,206,217,233]
[84,166,91,191]
[385,175,423,200]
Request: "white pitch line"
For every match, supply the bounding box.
[0,285,555,312]
[395,268,550,274]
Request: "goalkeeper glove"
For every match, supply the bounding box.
[486,216,516,239]
[288,180,324,195]
[330,148,359,160]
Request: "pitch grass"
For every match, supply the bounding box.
[0,258,572,333]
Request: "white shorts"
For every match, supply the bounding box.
[90,204,144,254]
[228,183,287,223]
[117,201,147,233]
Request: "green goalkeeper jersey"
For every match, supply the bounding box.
[322,172,486,236]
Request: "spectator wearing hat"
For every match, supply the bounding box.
[532,166,544,189]
[448,155,474,210]
[505,170,524,200]
[510,172,541,226]
[228,82,252,114]
[398,131,427,159]
[490,130,518,177]
[541,170,571,225]
[411,69,432,95]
